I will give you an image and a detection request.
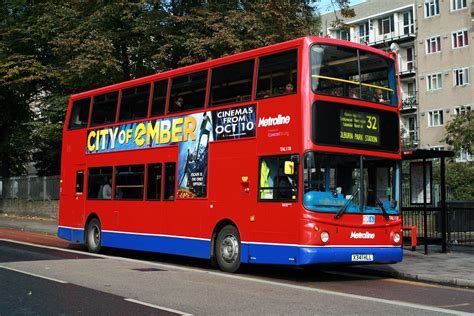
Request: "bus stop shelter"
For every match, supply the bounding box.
[402,149,454,254]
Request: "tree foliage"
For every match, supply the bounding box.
[0,0,354,178]
[445,111,474,157]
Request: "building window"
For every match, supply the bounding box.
[424,0,440,17]
[452,30,469,48]
[453,68,470,86]
[426,73,442,91]
[378,15,394,35]
[335,29,350,41]
[408,116,417,142]
[455,105,471,115]
[457,148,472,162]
[358,23,369,44]
[451,0,467,11]
[426,36,441,54]
[403,11,414,34]
[428,110,444,127]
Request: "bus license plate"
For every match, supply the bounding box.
[351,254,374,262]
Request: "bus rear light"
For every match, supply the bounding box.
[393,232,401,243]
[320,231,330,243]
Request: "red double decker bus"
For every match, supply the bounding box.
[59,36,402,272]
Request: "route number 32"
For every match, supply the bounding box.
[366,115,377,130]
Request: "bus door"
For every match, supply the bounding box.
[71,166,86,227]
[251,155,299,264]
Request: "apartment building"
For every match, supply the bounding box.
[416,0,473,159]
[320,0,473,160]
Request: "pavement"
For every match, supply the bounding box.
[1,213,473,289]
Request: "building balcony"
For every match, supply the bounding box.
[402,131,419,147]
[352,19,416,48]
[399,62,416,78]
[401,96,417,112]
[368,31,416,48]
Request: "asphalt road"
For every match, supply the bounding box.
[1,231,473,315]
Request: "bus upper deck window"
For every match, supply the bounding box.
[90,91,119,126]
[150,79,168,117]
[68,98,91,130]
[210,59,254,107]
[119,84,150,122]
[169,71,207,113]
[256,49,298,99]
[311,44,397,106]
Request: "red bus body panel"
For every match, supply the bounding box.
[58,37,402,265]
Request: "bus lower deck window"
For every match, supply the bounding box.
[164,163,176,201]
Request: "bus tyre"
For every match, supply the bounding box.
[86,218,102,253]
[216,225,241,273]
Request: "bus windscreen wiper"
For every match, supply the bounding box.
[375,198,389,220]
[368,189,389,220]
[334,187,359,219]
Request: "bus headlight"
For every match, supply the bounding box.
[393,232,401,243]
[320,231,330,243]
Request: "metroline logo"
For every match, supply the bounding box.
[350,231,376,239]
[258,115,291,127]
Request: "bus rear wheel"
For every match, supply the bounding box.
[86,218,102,253]
[216,225,241,273]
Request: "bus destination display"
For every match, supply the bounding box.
[340,110,380,145]
[312,100,399,153]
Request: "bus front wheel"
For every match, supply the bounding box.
[86,218,102,253]
[216,225,241,273]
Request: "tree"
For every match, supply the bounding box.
[1,0,355,178]
[154,1,320,68]
[445,111,474,158]
[0,1,59,179]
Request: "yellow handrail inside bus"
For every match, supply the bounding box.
[116,185,144,188]
[312,75,394,92]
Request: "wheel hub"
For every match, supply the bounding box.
[221,234,239,263]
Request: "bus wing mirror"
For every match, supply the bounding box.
[284,161,295,175]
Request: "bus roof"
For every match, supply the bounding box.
[70,36,394,100]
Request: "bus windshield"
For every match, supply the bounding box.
[311,44,398,106]
[303,152,400,215]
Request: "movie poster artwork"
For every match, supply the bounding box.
[85,104,257,199]
[177,112,213,199]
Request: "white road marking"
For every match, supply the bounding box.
[124,298,193,315]
[0,238,467,315]
[0,265,68,284]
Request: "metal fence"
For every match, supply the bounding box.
[402,202,474,249]
[446,202,474,247]
[0,176,60,201]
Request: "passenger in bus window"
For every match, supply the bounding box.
[372,88,386,103]
[284,82,295,94]
[101,177,112,199]
[175,96,184,109]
